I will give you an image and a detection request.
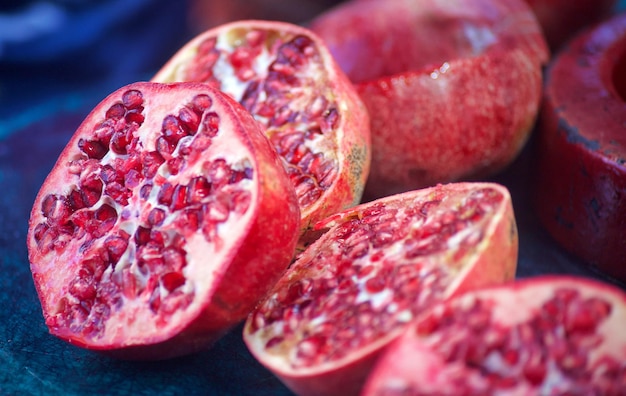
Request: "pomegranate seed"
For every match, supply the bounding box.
[156,136,175,157]
[191,94,212,113]
[187,176,212,204]
[158,182,174,206]
[110,129,132,155]
[142,151,165,179]
[147,207,166,226]
[104,232,129,264]
[78,139,108,160]
[162,247,186,272]
[167,157,185,176]
[121,89,143,109]
[68,275,97,301]
[125,110,145,126]
[105,102,126,120]
[161,272,185,292]
[170,184,188,210]
[365,277,386,294]
[178,106,200,133]
[201,112,220,137]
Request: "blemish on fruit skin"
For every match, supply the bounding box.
[589,197,601,218]
[554,206,574,230]
[557,117,600,151]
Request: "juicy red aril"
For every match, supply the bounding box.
[79,139,108,160]
[250,190,502,367]
[121,89,143,109]
[415,288,617,393]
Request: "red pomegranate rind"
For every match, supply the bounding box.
[243,182,518,396]
[534,13,626,283]
[362,276,626,395]
[525,0,617,50]
[27,82,300,360]
[152,20,371,234]
[310,0,549,199]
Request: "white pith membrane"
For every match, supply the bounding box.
[246,185,505,372]
[31,87,256,346]
[153,24,343,211]
[377,280,626,395]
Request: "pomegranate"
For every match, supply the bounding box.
[243,182,518,396]
[362,275,626,395]
[525,0,617,50]
[534,13,626,284]
[152,20,371,234]
[26,81,300,360]
[310,0,549,199]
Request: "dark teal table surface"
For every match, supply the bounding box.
[1,1,625,395]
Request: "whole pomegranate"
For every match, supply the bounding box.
[310,0,549,199]
[27,82,300,360]
[243,182,518,396]
[534,12,626,284]
[152,20,371,234]
[362,276,626,395]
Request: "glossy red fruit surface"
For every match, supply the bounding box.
[153,20,371,234]
[525,0,617,50]
[27,81,300,360]
[310,0,549,199]
[534,13,626,284]
[243,182,518,396]
[362,276,626,395]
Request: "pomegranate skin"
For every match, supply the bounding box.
[27,82,301,360]
[533,13,626,284]
[362,275,626,395]
[243,182,518,396]
[310,0,549,199]
[525,0,617,50]
[152,20,371,235]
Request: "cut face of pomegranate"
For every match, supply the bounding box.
[243,182,518,396]
[534,13,626,283]
[152,20,371,234]
[310,0,549,199]
[362,276,626,395]
[27,82,300,360]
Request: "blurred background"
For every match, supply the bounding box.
[0,0,625,139]
[0,0,342,139]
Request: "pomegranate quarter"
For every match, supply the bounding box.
[27,82,300,360]
[152,20,371,234]
[243,182,518,396]
[362,276,626,395]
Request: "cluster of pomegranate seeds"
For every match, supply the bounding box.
[249,187,504,368]
[411,288,623,394]
[31,89,254,339]
[181,29,340,209]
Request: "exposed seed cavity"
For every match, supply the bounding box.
[250,189,504,368]
[36,90,257,339]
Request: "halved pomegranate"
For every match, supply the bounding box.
[152,20,371,234]
[27,82,300,360]
[362,276,626,395]
[534,13,626,283]
[310,0,549,199]
[243,182,518,396]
